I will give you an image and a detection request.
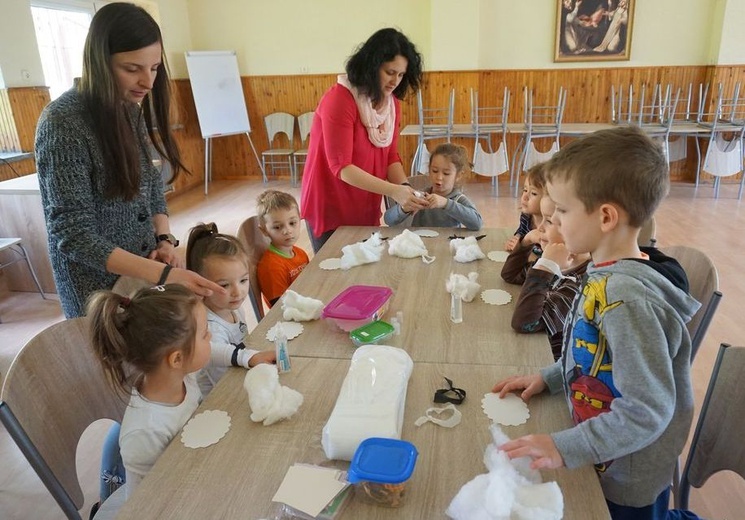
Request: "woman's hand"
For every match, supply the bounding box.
[149,242,185,268]
[165,267,226,298]
[393,185,428,213]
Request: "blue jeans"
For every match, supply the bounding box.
[99,423,125,502]
[607,488,702,520]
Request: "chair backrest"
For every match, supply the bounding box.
[664,245,721,360]
[677,343,745,509]
[417,88,455,136]
[236,216,270,322]
[0,317,126,519]
[523,86,567,134]
[471,87,510,136]
[264,112,295,148]
[297,111,314,147]
[637,216,657,247]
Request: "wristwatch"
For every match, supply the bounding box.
[156,233,180,247]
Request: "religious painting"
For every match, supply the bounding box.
[555,0,635,62]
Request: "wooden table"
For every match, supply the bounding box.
[244,226,556,368]
[117,225,610,519]
[400,121,737,137]
[116,359,609,519]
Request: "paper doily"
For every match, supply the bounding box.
[487,250,510,263]
[319,258,342,270]
[413,229,440,238]
[181,410,231,448]
[481,289,512,305]
[481,393,530,426]
[266,321,304,341]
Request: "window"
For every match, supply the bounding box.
[31,1,94,100]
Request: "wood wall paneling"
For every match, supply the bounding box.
[201,66,745,184]
[7,87,50,152]
[6,66,745,188]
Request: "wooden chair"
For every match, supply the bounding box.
[236,216,270,322]
[0,317,127,519]
[664,245,722,360]
[676,343,745,509]
[0,237,47,323]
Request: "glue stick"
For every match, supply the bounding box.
[450,293,463,324]
[274,323,291,373]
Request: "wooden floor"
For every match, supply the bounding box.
[1,176,743,519]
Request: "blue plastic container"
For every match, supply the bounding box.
[347,437,418,507]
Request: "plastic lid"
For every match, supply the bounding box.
[347,438,418,484]
[322,285,393,321]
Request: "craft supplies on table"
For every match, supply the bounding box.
[347,437,418,508]
[322,285,393,331]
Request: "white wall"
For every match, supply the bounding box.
[1,0,744,88]
[430,0,479,70]
[183,0,431,76]
[479,0,720,70]
[716,0,745,64]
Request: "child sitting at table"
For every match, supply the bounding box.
[511,195,590,361]
[501,164,547,285]
[88,284,209,497]
[504,163,546,252]
[256,190,310,307]
[187,223,275,395]
[383,143,483,230]
[493,126,702,520]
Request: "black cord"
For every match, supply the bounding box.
[0,155,22,177]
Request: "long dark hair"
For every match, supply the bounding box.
[78,2,187,200]
[346,28,423,106]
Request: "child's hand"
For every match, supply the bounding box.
[248,350,277,367]
[542,242,573,270]
[499,434,565,470]
[492,373,546,401]
[424,193,447,209]
[523,229,541,245]
[504,235,520,251]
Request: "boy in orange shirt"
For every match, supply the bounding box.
[256,190,310,307]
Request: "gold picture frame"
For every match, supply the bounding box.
[555,0,635,62]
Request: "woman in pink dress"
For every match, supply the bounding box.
[300,28,427,252]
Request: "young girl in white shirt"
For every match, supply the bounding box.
[87,284,210,497]
[186,223,276,395]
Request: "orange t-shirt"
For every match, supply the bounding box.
[256,245,309,307]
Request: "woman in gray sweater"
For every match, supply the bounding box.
[35,3,221,318]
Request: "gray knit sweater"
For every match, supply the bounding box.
[35,89,167,318]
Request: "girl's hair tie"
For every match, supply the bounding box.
[120,296,131,308]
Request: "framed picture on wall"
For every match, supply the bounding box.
[555,0,635,62]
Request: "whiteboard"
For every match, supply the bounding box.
[185,51,251,138]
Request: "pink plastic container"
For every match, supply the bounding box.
[322,285,393,332]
